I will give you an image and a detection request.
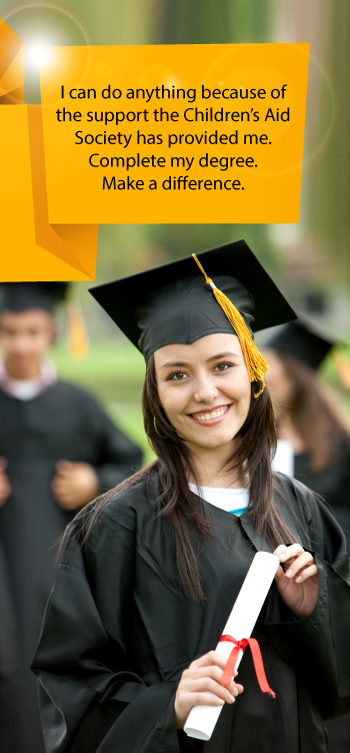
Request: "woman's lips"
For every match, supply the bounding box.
[189,404,232,425]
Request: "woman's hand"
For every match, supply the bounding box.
[174,650,244,729]
[273,544,319,620]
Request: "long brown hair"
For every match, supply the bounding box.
[79,354,298,604]
[274,352,350,473]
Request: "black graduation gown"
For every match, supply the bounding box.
[32,470,350,753]
[293,451,350,753]
[0,381,142,753]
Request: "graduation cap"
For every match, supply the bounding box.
[89,240,297,395]
[264,320,335,371]
[0,282,68,314]
[263,320,334,371]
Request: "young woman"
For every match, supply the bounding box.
[32,242,350,753]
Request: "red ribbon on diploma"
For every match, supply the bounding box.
[219,635,276,698]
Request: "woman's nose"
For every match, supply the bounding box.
[193,374,219,404]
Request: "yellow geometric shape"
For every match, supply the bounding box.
[0,46,25,101]
[0,105,98,280]
[0,18,24,103]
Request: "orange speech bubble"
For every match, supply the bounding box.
[39,43,309,224]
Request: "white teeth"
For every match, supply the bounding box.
[192,406,228,421]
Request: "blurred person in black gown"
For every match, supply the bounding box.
[0,282,143,753]
[263,319,350,753]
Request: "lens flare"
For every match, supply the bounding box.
[28,44,51,67]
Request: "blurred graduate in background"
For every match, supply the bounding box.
[0,282,143,753]
[263,319,350,753]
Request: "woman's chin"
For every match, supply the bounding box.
[184,431,238,454]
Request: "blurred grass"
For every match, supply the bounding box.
[50,340,156,465]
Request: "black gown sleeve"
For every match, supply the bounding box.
[266,481,350,720]
[31,496,180,753]
[79,392,143,491]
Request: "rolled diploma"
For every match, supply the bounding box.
[184,551,279,741]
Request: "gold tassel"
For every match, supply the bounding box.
[332,351,350,390]
[192,254,270,397]
[67,302,89,359]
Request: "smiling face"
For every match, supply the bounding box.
[154,333,251,460]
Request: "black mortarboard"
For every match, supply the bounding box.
[263,320,334,371]
[89,240,297,369]
[0,283,68,314]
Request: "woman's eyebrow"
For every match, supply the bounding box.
[160,352,240,370]
[206,351,239,362]
[160,361,189,369]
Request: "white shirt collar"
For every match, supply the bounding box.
[0,360,57,400]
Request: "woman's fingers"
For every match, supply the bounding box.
[283,551,316,580]
[274,545,317,581]
[185,693,225,708]
[194,650,234,670]
[295,564,318,583]
[183,667,243,700]
[183,663,234,685]
[174,649,244,728]
[273,543,319,619]
[275,543,304,561]
[274,544,289,558]
[181,675,237,704]
[182,658,240,699]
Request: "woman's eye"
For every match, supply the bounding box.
[214,361,233,372]
[167,371,188,381]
